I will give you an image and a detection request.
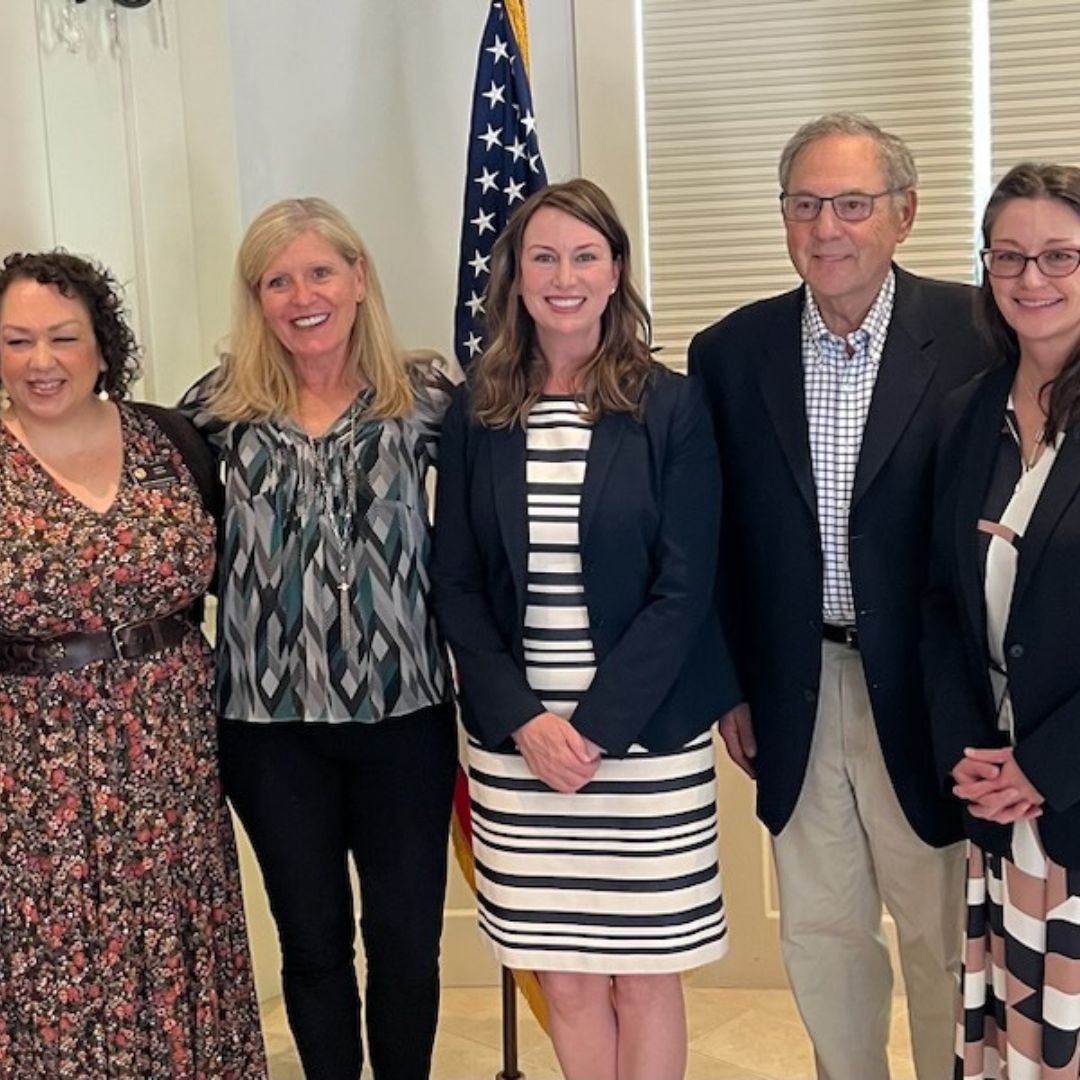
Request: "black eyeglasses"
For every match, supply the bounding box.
[779,190,902,223]
[980,248,1080,278]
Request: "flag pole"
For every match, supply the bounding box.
[452,3,549,1073]
[487,6,531,1073]
[496,967,524,1080]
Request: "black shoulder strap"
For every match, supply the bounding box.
[131,402,223,523]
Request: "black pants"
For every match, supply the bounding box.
[219,704,457,1080]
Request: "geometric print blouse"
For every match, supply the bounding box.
[181,357,455,724]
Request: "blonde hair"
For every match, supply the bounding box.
[470,178,653,429]
[208,196,413,421]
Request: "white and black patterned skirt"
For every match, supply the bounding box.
[466,732,729,974]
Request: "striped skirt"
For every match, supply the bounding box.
[957,823,1080,1079]
[465,732,728,974]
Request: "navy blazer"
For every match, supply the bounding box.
[924,361,1080,867]
[431,363,740,756]
[689,266,989,845]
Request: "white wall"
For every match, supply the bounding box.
[225,0,578,363]
[0,0,237,405]
[0,4,56,253]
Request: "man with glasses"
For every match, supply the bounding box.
[689,113,989,1080]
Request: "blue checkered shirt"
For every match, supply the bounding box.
[802,271,896,624]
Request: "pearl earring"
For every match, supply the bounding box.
[0,386,10,412]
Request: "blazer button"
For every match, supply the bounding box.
[1008,643,1024,659]
[803,688,816,704]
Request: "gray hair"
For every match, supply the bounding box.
[778,112,918,194]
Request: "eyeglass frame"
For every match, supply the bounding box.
[778,189,906,223]
[980,247,1080,279]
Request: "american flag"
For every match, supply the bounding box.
[453,0,548,368]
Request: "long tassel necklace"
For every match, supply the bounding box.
[306,403,359,652]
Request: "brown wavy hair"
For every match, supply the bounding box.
[980,162,1080,439]
[470,178,653,428]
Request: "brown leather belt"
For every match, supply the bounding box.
[0,611,195,676]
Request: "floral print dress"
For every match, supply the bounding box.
[0,406,266,1079]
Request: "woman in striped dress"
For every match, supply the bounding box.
[432,179,739,1080]
[924,162,1080,1079]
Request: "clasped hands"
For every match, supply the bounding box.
[716,702,1046,827]
[951,745,1044,824]
[513,711,603,793]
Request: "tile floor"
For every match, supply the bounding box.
[262,986,916,1079]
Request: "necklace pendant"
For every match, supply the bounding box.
[339,581,353,651]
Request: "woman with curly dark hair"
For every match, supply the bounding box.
[0,250,267,1078]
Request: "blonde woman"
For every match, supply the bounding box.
[182,198,457,1080]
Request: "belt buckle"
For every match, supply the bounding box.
[844,625,859,649]
[110,622,133,660]
[111,618,165,660]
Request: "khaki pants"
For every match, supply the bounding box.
[772,641,965,1080]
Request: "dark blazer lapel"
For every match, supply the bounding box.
[580,410,629,547]
[490,424,529,610]
[756,290,817,517]
[953,364,1013,649]
[1011,423,1080,612]
[853,270,934,504]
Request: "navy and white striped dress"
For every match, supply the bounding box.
[466,397,729,973]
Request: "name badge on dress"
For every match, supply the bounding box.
[130,460,180,489]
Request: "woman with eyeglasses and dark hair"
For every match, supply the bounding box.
[924,162,1080,1077]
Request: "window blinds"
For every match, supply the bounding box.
[641,0,975,369]
[989,0,1080,184]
